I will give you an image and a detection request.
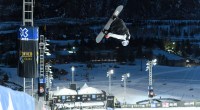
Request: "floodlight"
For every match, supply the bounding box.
[107,69,114,76]
[45,48,49,51]
[146,66,149,71]
[71,66,75,71]
[45,42,50,46]
[121,77,124,81]
[127,73,130,77]
[110,69,114,74]
[45,52,51,56]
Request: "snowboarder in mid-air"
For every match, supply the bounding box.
[96,5,131,46]
[103,17,130,46]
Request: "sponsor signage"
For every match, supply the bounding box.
[18,26,39,78]
[18,27,39,40]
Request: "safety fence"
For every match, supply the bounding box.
[121,101,200,108]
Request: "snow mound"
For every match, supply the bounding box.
[0,85,35,110]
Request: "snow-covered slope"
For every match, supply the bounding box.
[1,60,200,109]
[0,85,35,110]
[52,61,200,104]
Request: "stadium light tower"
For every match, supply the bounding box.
[44,42,51,56]
[39,35,52,99]
[121,73,130,105]
[45,63,53,90]
[71,66,75,84]
[107,69,114,95]
[146,59,157,99]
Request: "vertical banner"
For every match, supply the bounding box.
[18,26,39,78]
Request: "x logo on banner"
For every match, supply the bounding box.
[19,28,28,38]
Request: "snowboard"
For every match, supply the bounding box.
[96,5,123,43]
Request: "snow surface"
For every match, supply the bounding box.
[1,60,200,109]
[0,85,34,110]
[86,108,200,110]
[52,60,200,104]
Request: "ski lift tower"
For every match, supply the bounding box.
[18,0,39,97]
[146,59,157,100]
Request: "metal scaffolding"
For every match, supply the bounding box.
[23,0,34,96]
[23,0,34,26]
[146,59,157,99]
[39,35,45,78]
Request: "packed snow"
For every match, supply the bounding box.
[51,60,200,103]
[1,59,200,109]
[0,85,34,110]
